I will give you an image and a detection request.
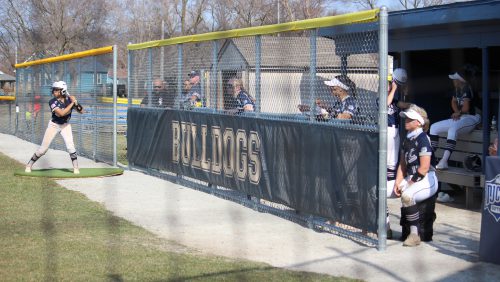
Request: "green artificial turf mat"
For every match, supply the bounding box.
[14,167,124,178]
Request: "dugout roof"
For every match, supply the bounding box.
[319,0,500,52]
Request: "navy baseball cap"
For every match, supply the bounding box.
[188,70,200,77]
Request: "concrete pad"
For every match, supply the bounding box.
[2,133,499,281]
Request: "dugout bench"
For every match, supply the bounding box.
[434,129,494,209]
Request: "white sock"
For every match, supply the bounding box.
[410,225,418,235]
[441,150,450,163]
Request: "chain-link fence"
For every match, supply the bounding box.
[127,9,389,248]
[129,31,381,132]
[4,46,118,165]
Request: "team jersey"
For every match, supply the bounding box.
[332,95,357,118]
[188,83,204,107]
[141,91,175,108]
[388,99,400,127]
[49,97,72,124]
[401,128,437,176]
[235,90,255,110]
[455,83,475,115]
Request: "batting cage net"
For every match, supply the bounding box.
[3,46,118,165]
[126,9,388,247]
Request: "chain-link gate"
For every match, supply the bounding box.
[11,46,118,166]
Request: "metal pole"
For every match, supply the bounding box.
[377,6,389,251]
[161,20,165,80]
[113,45,118,166]
[23,66,28,139]
[128,47,133,108]
[78,60,82,151]
[127,48,133,170]
[30,67,35,143]
[277,0,280,24]
[147,48,153,107]
[93,56,98,160]
[482,47,490,162]
[309,29,317,122]
[255,35,261,114]
[40,64,45,137]
[177,45,183,109]
[211,41,218,109]
[15,68,19,135]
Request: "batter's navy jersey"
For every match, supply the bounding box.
[402,129,437,176]
[49,97,73,124]
[236,90,255,109]
[333,96,357,118]
[455,83,475,115]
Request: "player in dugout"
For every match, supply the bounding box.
[394,106,438,246]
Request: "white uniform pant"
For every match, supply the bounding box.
[36,121,76,156]
[430,114,480,140]
[387,171,438,205]
[387,126,399,180]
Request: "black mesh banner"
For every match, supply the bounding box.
[479,156,500,265]
[128,108,379,232]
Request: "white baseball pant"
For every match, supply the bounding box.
[36,121,76,156]
[387,126,399,181]
[430,114,480,140]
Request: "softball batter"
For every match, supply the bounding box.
[25,81,83,174]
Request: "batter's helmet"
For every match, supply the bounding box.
[52,81,68,96]
[392,68,407,85]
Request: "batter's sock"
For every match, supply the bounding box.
[70,152,78,169]
[27,153,41,167]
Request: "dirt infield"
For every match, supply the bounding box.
[2,132,499,281]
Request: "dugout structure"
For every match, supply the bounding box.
[9,46,119,166]
[127,8,390,249]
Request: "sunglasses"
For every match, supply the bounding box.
[153,86,162,89]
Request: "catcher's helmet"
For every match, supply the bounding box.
[393,68,408,85]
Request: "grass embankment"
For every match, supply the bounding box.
[0,153,355,281]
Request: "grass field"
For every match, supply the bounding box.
[0,153,356,281]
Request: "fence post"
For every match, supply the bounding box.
[255,35,261,114]
[127,48,133,169]
[15,69,19,135]
[309,29,317,122]
[113,45,118,167]
[377,6,389,251]
[29,67,35,142]
[177,45,183,109]
[211,41,218,109]
[40,64,45,134]
[93,56,98,160]
[147,48,153,107]
[78,60,82,151]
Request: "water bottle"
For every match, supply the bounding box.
[492,116,497,132]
